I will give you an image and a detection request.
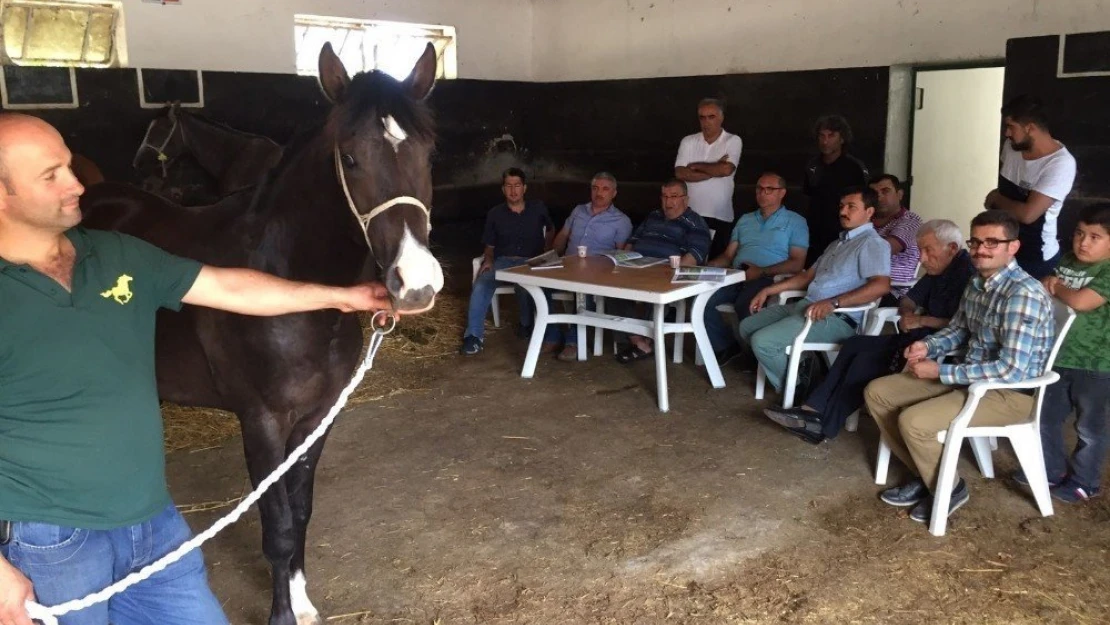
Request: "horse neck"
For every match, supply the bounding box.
[248,144,370,286]
[181,115,273,184]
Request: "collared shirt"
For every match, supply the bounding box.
[628,207,712,264]
[873,207,923,297]
[481,200,553,259]
[806,222,891,322]
[565,203,633,252]
[924,259,1054,385]
[730,206,809,269]
[0,228,202,528]
[905,249,975,320]
[674,130,744,222]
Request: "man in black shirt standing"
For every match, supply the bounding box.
[460,167,554,355]
[803,114,870,267]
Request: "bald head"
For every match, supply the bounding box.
[0,114,66,195]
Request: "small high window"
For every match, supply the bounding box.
[1,0,125,68]
[294,15,456,80]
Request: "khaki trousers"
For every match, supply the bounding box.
[863,373,1034,490]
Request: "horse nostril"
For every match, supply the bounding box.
[385,266,404,295]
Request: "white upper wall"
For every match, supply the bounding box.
[532,0,1110,80]
[120,0,534,80]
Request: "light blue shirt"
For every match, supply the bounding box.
[565,203,633,252]
[730,206,809,269]
[806,222,891,322]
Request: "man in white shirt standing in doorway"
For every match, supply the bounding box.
[985,94,1077,279]
[675,98,744,258]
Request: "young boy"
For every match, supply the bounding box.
[1030,203,1110,502]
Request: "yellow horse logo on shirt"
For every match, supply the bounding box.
[101,274,134,305]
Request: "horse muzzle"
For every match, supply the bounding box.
[384,234,443,313]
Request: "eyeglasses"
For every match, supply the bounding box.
[966,238,1016,249]
[756,186,784,193]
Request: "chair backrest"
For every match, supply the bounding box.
[1042,299,1078,373]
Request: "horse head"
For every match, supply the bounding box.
[132,103,185,175]
[317,42,443,313]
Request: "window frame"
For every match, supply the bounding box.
[293,14,457,80]
[0,0,126,68]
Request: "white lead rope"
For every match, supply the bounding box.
[25,311,398,625]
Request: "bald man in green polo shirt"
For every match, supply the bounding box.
[0,114,396,625]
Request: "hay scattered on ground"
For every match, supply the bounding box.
[161,292,468,452]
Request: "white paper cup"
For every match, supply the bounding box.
[577,245,588,258]
[669,255,681,269]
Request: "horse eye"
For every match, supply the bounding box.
[341,153,356,168]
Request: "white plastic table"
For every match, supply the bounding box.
[497,256,745,412]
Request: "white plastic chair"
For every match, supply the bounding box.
[754,290,879,409]
[874,300,1076,537]
[473,255,573,328]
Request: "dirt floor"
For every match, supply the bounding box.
[167,308,1110,625]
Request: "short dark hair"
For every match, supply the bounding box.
[501,167,526,184]
[840,185,878,209]
[814,114,853,145]
[758,171,787,188]
[1078,203,1110,233]
[869,173,902,191]
[662,178,688,195]
[1002,94,1050,132]
[971,209,1020,240]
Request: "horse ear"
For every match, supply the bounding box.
[318,42,351,103]
[403,42,437,101]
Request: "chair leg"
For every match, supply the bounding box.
[491,294,502,328]
[970,437,996,479]
[929,431,965,537]
[594,297,605,356]
[1009,429,1055,518]
[672,300,686,364]
[782,351,800,409]
[755,364,766,400]
[875,437,891,485]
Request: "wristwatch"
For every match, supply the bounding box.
[831,298,841,309]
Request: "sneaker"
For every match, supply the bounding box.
[714,344,744,366]
[557,345,579,362]
[459,336,483,356]
[909,479,969,523]
[880,478,928,507]
[1012,469,1064,488]
[1050,478,1102,504]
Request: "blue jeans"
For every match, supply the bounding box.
[738,299,855,392]
[465,256,537,340]
[703,276,773,352]
[1040,367,1110,490]
[0,504,228,625]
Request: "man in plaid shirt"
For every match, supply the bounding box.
[863,210,1054,525]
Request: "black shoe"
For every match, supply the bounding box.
[714,344,744,366]
[763,406,820,430]
[909,479,969,523]
[880,478,928,507]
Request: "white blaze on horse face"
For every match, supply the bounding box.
[290,571,319,625]
[392,224,444,307]
[383,115,407,153]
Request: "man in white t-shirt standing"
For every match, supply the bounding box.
[985,94,1077,279]
[675,98,744,258]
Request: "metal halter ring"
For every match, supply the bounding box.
[371,310,397,335]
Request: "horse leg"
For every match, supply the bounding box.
[239,414,298,625]
[283,416,332,625]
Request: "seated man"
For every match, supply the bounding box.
[738,186,891,393]
[864,210,1054,524]
[763,219,974,443]
[614,178,712,363]
[460,167,553,355]
[705,172,808,364]
[550,172,633,360]
[870,174,923,303]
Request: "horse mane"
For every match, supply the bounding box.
[179,109,283,149]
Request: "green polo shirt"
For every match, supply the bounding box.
[0,228,202,529]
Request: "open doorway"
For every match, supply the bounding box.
[909,66,1005,231]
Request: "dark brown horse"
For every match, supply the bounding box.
[133,103,284,197]
[80,43,442,625]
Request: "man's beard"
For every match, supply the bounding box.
[1010,138,1033,151]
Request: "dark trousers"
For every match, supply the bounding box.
[1018,251,1061,280]
[1040,367,1110,490]
[704,217,734,260]
[805,331,926,438]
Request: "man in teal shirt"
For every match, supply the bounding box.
[0,114,395,624]
[704,172,809,363]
